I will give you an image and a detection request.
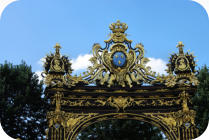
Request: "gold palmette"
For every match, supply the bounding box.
[43,20,200,140]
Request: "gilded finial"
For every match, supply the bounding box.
[177,41,184,48]
[54,43,61,57]
[177,41,184,55]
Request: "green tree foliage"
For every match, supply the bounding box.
[0,61,47,140]
[77,119,164,140]
[193,65,209,135]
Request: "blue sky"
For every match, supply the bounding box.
[0,0,209,139]
[0,0,209,76]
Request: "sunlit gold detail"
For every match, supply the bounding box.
[113,114,128,119]
[118,60,121,65]
[104,20,131,43]
[83,21,155,87]
[60,95,181,112]
[152,41,198,87]
[44,21,199,140]
[177,41,184,55]
[42,44,88,88]
[55,92,63,112]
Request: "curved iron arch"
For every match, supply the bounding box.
[68,113,177,140]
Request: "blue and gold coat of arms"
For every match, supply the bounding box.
[83,20,155,87]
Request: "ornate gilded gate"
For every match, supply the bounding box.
[43,20,199,140]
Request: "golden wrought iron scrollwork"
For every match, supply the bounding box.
[42,43,87,88]
[44,20,200,140]
[47,91,99,140]
[83,20,155,87]
[60,95,181,113]
[47,111,98,140]
[152,41,199,87]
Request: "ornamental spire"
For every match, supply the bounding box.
[177,41,184,55]
[42,43,86,88]
[54,43,61,57]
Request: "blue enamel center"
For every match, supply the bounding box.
[113,52,126,67]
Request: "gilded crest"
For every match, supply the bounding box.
[175,56,189,71]
[44,21,200,140]
[42,43,87,88]
[152,41,199,87]
[51,58,64,72]
[83,20,155,87]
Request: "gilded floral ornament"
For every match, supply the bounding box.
[42,43,87,88]
[83,20,156,87]
[107,96,134,112]
[173,91,196,129]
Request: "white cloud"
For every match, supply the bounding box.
[37,54,167,77]
[35,54,92,80]
[37,57,46,66]
[70,54,167,75]
[146,57,167,75]
[71,54,92,71]
[0,0,18,19]
[35,70,43,81]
